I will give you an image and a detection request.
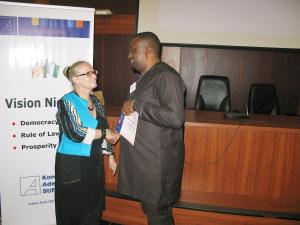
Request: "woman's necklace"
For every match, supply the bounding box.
[73,91,95,111]
[88,101,94,111]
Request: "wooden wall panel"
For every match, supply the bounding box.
[180,48,205,109]
[162,46,181,73]
[178,47,300,115]
[95,15,136,34]
[94,34,138,106]
[93,13,137,107]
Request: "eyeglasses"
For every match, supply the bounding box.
[76,69,99,77]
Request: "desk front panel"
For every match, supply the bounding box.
[183,112,300,199]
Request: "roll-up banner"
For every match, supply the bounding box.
[0,2,94,224]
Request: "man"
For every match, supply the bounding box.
[117,32,185,225]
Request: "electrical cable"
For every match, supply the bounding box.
[184,125,241,168]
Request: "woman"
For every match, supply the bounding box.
[55,60,119,225]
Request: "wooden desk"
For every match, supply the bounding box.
[103,108,300,225]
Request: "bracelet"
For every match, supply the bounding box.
[101,128,106,139]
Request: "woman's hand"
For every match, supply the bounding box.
[108,155,117,176]
[105,129,120,145]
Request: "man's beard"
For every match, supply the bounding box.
[131,66,140,74]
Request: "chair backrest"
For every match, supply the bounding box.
[195,75,231,112]
[248,83,280,115]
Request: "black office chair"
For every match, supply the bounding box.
[248,83,280,115]
[195,75,231,112]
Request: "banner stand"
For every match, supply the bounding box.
[0,2,94,225]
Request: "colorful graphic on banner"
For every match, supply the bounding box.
[0,15,90,38]
[0,2,94,225]
[31,59,60,78]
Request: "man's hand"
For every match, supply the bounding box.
[122,99,135,116]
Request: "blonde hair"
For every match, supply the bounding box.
[63,60,90,80]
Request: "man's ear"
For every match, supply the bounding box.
[144,45,151,56]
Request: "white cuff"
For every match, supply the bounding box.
[82,128,95,144]
[102,139,107,149]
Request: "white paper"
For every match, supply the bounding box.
[120,111,139,146]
